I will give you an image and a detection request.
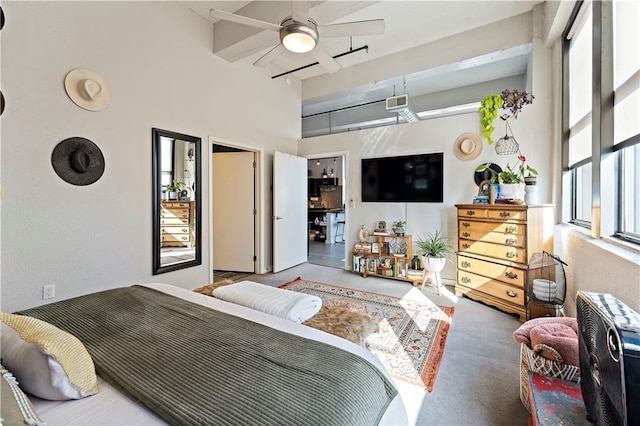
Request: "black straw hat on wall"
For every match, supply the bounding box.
[51,137,105,186]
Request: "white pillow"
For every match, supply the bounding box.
[0,311,98,400]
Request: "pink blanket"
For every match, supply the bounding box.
[513,317,579,366]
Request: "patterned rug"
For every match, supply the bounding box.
[280,277,454,392]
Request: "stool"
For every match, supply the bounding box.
[335,220,345,242]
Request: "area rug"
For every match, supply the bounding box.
[279,277,455,392]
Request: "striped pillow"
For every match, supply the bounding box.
[0,311,98,400]
[1,363,46,426]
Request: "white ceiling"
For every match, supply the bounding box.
[180,1,542,115]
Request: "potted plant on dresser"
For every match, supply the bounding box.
[415,230,453,295]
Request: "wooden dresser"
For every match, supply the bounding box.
[160,201,194,248]
[455,204,554,321]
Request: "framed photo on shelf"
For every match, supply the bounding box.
[372,242,379,254]
[375,220,387,232]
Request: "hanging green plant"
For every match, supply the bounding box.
[478,94,503,145]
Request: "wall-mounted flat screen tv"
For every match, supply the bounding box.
[361,153,444,202]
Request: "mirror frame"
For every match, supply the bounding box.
[152,128,202,275]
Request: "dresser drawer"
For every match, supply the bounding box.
[161,217,189,225]
[457,270,525,306]
[458,220,524,235]
[162,202,191,209]
[458,239,526,264]
[487,209,526,221]
[457,255,525,287]
[161,226,190,235]
[458,228,525,247]
[161,233,191,243]
[458,208,487,219]
[161,208,190,219]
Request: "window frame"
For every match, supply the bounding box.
[562,0,639,246]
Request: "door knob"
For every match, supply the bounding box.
[273,216,283,220]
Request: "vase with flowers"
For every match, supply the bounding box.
[478,89,534,155]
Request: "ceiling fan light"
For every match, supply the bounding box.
[281,23,318,53]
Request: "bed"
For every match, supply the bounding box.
[7,283,407,425]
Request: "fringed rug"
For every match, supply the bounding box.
[279,277,454,392]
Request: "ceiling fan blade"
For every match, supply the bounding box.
[209,9,282,32]
[318,19,385,38]
[253,43,287,67]
[291,1,310,23]
[311,45,341,74]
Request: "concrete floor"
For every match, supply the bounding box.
[245,262,530,426]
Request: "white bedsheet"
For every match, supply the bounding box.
[31,283,408,425]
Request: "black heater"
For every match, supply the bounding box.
[577,291,640,425]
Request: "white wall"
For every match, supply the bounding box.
[555,226,640,315]
[0,1,300,312]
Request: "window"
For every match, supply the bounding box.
[565,2,593,226]
[160,136,175,189]
[563,0,640,246]
[613,1,640,243]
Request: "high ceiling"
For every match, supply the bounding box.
[181,1,543,118]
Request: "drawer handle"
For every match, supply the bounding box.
[461,276,471,284]
[182,228,189,233]
[462,243,471,249]
[505,237,517,245]
[466,210,475,216]
[180,236,188,241]
[499,211,510,218]
[505,226,517,233]
[462,232,470,238]
[505,272,518,279]
[461,261,471,268]
[462,222,470,228]
[506,251,517,259]
[505,290,517,298]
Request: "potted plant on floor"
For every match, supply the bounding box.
[415,230,453,294]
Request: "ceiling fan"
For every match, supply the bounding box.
[209,2,385,74]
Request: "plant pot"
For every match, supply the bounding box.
[393,227,405,236]
[168,191,178,200]
[524,177,537,186]
[499,183,521,198]
[423,257,446,273]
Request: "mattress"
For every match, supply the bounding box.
[30,283,408,425]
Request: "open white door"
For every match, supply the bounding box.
[273,151,307,272]
[213,151,255,272]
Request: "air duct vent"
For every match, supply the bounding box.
[385,94,409,111]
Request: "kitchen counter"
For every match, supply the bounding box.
[309,208,344,213]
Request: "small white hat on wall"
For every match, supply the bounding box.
[64,68,111,112]
[453,132,483,161]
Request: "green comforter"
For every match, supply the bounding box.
[19,285,397,425]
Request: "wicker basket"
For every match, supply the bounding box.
[519,343,581,411]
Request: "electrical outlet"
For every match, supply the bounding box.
[43,285,55,300]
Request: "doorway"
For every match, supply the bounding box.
[211,143,258,282]
[306,154,347,269]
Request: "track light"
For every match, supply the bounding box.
[396,107,420,123]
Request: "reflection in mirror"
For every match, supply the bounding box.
[152,128,201,275]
